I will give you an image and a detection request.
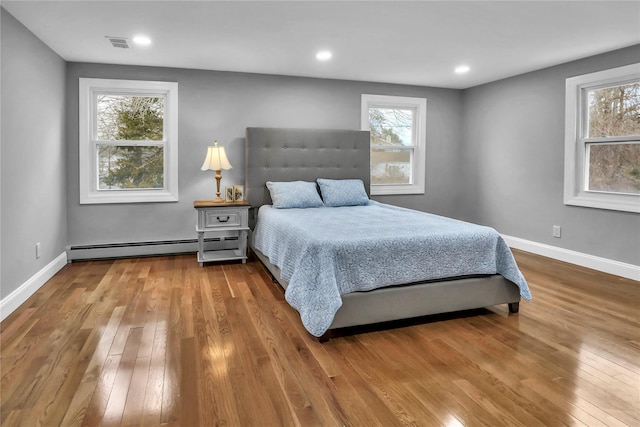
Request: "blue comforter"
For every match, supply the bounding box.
[254,201,531,336]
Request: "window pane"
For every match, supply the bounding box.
[371,148,411,185]
[587,142,640,194]
[98,145,164,189]
[369,107,414,146]
[588,83,640,138]
[97,95,164,141]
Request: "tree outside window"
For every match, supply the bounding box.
[96,95,165,190]
[586,83,640,195]
[369,107,415,185]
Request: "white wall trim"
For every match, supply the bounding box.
[1,252,68,321]
[502,234,640,282]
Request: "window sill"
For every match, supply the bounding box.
[564,192,640,213]
[371,183,425,196]
[80,190,178,205]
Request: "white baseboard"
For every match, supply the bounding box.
[502,235,640,282]
[1,252,68,322]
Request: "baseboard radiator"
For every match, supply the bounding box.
[67,237,238,261]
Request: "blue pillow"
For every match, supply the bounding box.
[266,181,324,209]
[317,179,369,207]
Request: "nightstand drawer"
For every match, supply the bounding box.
[200,208,246,229]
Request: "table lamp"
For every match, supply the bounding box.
[201,141,232,202]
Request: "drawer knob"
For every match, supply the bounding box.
[217,216,230,223]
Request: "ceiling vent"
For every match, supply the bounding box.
[106,36,129,49]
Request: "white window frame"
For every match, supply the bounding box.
[361,94,426,196]
[79,78,178,204]
[564,63,640,213]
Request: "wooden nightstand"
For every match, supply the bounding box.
[194,200,250,266]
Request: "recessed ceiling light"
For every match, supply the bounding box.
[132,35,152,46]
[455,65,470,74]
[316,50,332,61]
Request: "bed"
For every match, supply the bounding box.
[245,127,531,339]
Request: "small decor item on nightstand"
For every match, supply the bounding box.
[201,140,232,202]
[225,186,234,202]
[233,185,244,202]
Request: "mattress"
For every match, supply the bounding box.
[253,201,531,336]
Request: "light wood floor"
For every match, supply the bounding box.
[1,250,638,426]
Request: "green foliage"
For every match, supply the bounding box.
[115,97,164,141]
[100,146,163,189]
[98,96,165,190]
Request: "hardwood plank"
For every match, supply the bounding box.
[195,275,242,426]
[102,327,144,425]
[12,302,94,426]
[34,327,96,427]
[60,305,127,426]
[159,285,183,425]
[241,269,352,426]
[1,251,638,426]
[140,317,167,426]
[234,277,324,426]
[179,337,199,427]
[221,288,288,425]
[0,307,38,349]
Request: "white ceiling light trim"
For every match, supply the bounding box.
[132,35,152,46]
[316,50,332,61]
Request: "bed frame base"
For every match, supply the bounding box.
[252,246,521,340]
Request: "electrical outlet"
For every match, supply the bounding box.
[552,225,561,238]
[36,242,41,259]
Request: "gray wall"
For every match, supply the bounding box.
[461,45,640,265]
[65,63,464,247]
[1,9,68,298]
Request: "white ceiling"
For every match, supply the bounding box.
[3,1,639,89]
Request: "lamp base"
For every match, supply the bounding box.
[215,169,223,201]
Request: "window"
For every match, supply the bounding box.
[79,78,178,204]
[361,94,426,195]
[564,64,640,213]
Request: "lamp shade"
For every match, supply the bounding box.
[201,141,232,171]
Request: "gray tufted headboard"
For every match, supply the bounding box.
[244,127,371,209]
